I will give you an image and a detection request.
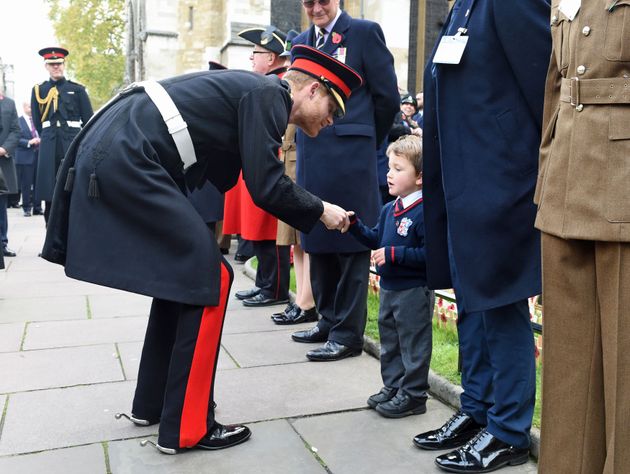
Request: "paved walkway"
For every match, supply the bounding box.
[0,208,538,473]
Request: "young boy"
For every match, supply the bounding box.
[347,135,433,418]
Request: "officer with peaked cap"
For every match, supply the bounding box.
[31,47,93,223]
[225,25,293,309]
[41,45,362,455]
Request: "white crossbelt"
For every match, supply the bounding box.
[134,80,197,171]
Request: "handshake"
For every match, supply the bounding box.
[319,201,355,233]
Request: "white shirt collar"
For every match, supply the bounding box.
[400,190,423,209]
[316,8,342,38]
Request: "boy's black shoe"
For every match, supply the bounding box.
[272,307,319,325]
[375,392,427,418]
[234,253,252,263]
[235,287,260,300]
[271,302,297,319]
[367,386,397,409]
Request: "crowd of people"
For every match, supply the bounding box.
[1,0,628,472]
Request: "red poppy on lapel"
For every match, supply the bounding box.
[332,32,343,44]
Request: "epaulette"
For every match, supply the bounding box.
[67,80,86,88]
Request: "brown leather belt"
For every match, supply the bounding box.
[560,77,630,106]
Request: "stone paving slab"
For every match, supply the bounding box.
[117,341,238,382]
[0,381,155,455]
[0,268,65,283]
[0,344,123,394]
[222,329,315,367]
[0,444,107,474]
[0,280,118,298]
[0,295,87,323]
[291,406,538,474]
[213,355,382,424]
[0,322,25,353]
[108,419,325,474]
[23,317,148,350]
[89,293,152,319]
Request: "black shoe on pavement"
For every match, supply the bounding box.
[153,422,251,454]
[23,210,32,217]
[375,392,427,418]
[434,429,529,473]
[220,248,229,255]
[271,302,297,319]
[33,209,44,215]
[272,307,319,325]
[235,287,260,300]
[413,410,485,451]
[367,386,397,409]
[3,247,16,257]
[306,340,362,361]
[242,293,289,307]
[234,253,252,263]
[291,325,328,343]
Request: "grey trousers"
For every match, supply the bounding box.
[379,285,433,399]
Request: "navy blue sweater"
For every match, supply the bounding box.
[348,197,427,291]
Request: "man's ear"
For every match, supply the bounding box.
[309,81,321,98]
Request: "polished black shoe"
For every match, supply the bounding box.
[2,248,16,257]
[271,302,297,319]
[414,411,485,451]
[153,422,251,454]
[220,248,229,255]
[33,209,44,216]
[306,340,362,361]
[242,293,289,307]
[23,210,32,217]
[234,253,252,263]
[434,429,529,473]
[375,391,427,418]
[367,386,397,408]
[291,325,328,343]
[273,307,319,325]
[235,287,260,300]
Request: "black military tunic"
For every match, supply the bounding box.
[42,70,324,306]
[31,77,92,201]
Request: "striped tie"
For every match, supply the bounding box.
[316,29,326,49]
[394,198,404,214]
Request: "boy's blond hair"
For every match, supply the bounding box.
[386,135,422,174]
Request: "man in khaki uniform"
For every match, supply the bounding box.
[535,1,630,472]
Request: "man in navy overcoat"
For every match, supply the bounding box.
[16,103,41,217]
[413,1,551,472]
[291,0,399,361]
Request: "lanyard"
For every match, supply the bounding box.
[453,0,479,35]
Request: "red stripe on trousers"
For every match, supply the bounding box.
[179,262,230,447]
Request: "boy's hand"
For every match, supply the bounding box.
[320,201,350,233]
[372,248,386,266]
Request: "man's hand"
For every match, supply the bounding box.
[320,201,350,233]
[28,137,40,147]
[372,247,386,266]
[0,147,7,156]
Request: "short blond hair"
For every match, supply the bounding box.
[387,135,422,174]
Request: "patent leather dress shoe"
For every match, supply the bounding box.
[272,307,319,325]
[414,410,484,451]
[291,325,328,343]
[2,248,16,257]
[155,422,251,454]
[242,293,288,307]
[235,287,260,300]
[375,392,427,418]
[271,302,297,319]
[306,340,362,361]
[233,253,252,263]
[434,429,529,473]
[367,386,397,408]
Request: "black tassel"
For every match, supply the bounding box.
[64,167,75,192]
[88,173,100,198]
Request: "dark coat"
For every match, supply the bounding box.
[31,77,93,201]
[188,181,224,224]
[0,96,20,194]
[16,116,38,166]
[293,11,399,253]
[422,0,551,312]
[42,71,324,306]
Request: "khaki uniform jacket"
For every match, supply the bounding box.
[276,124,298,246]
[535,0,630,241]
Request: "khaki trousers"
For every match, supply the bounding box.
[539,233,630,474]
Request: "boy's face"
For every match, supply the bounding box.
[386,152,422,198]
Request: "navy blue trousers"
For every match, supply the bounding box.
[448,236,536,448]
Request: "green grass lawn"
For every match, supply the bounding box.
[255,258,542,428]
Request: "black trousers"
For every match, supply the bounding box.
[253,240,290,300]
[310,251,370,350]
[16,164,36,212]
[132,260,233,449]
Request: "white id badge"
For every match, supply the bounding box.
[433,35,469,65]
[559,0,581,20]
